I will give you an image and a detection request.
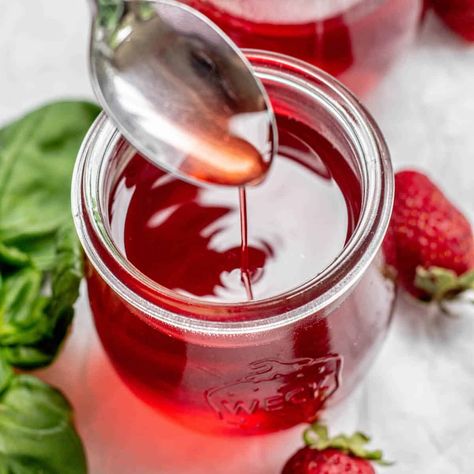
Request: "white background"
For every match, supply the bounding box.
[1,1,474,472]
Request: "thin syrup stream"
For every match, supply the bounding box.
[239,187,254,300]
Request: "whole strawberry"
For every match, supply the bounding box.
[431,0,474,42]
[282,424,390,474]
[383,170,474,302]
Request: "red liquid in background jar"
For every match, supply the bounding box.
[431,0,474,42]
[108,116,360,304]
[183,0,421,95]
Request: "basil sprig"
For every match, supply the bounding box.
[0,101,101,473]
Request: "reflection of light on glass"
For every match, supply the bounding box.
[110,179,135,252]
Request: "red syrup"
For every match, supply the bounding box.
[108,116,359,304]
[431,0,474,42]
[86,115,394,435]
[183,0,421,95]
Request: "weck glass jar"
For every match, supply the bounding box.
[72,51,395,435]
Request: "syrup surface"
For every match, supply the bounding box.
[109,117,360,303]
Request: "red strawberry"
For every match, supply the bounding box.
[282,424,390,474]
[283,447,375,474]
[431,0,474,42]
[384,170,474,301]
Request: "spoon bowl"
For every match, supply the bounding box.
[89,0,277,186]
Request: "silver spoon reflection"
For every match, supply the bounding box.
[88,0,277,186]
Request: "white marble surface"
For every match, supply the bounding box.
[1,1,474,473]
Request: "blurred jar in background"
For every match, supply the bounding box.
[183,0,423,96]
[431,0,474,42]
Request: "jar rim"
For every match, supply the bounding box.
[72,50,393,335]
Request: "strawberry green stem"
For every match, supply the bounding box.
[415,267,474,302]
[303,423,393,466]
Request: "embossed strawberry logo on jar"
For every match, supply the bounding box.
[205,356,342,431]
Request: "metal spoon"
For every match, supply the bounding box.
[88,0,277,186]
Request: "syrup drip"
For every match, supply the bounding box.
[239,187,253,300]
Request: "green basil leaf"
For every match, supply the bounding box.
[0,356,13,396]
[1,346,52,370]
[1,226,84,369]
[0,101,98,472]
[47,225,83,327]
[97,0,124,30]
[0,375,87,474]
[0,101,100,369]
[0,101,100,271]
[0,266,49,346]
[0,242,30,268]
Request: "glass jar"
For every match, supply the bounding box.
[72,51,395,436]
[182,0,423,95]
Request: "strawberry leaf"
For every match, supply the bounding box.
[303,423,393,466]
[415,266,474,302]
[303,422,329,448]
